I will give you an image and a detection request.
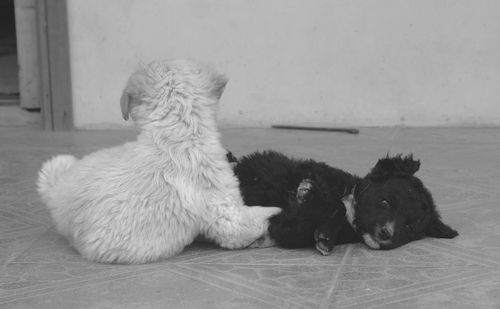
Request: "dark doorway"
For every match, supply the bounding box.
[0,0,19,104]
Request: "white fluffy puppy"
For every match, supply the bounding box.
[37,59,281,264]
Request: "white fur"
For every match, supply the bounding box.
[362,233,380,249]
[342,193,356,229]
[37,59,281,264]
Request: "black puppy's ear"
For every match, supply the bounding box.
[369,154,420,178]
[426,213,459,239]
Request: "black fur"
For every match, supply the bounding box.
[353,154,458,249]
[231,150,359,252]
[230,151,458,253]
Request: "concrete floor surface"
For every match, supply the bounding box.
[0,126,499,308]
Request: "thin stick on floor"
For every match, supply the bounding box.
[271,125,360,134]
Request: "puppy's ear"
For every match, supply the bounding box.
[368,154,420,178]
[426,213,458,239]
[120,65,152,121]
[120,92,131,120]
[211,73,228,99]
[226,150,239,164]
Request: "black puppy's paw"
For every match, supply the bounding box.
[296,178,314,204]
[314,229,335,256]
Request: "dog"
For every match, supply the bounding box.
[230,151,458,254]
[346,154,458,250]
[37,60,281,264]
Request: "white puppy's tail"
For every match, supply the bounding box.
[37,155,77,202]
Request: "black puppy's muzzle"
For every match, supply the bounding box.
[377,225,392,241]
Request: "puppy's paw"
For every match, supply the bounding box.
[254,206,281,221]
[296,178,314,204]
[248,233,276,248]
[246,206,281,240]
[314,229,334,256]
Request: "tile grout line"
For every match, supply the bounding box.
[346,267,496,309]
[7,261,480,268]
[0,264,163,305]
[336,267,489,308]
[319,244,353,309]
[166,265,286,309]
[419,241,500,267]
[0,227,50,274]
[368,268,500,309]
[168,263,309,309]
[0,207,51,229]
[181,262,344,266]
[172,247,255,263]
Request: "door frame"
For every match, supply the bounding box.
[36,0,73,131]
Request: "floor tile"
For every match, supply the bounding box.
[0,126,499,308]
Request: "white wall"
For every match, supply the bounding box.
[67,0,500,129]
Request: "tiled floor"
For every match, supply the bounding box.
[1,125,499,308]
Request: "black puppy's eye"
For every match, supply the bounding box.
[381,200,390,208]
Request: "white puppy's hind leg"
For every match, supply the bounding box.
[37,155,78,238]
[37,155,77,203]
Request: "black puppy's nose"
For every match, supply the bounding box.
[378,226,392,241]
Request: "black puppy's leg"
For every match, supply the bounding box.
[296,178,332,253]
[314,206,346,255]
[296,178,347,255]
[296,178,327,207]
[268,210,315,248]
[296,178,313,204]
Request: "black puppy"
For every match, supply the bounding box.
[349,154,458,250]
[230,151,458,254]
